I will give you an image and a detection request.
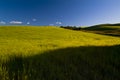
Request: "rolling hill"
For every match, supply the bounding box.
[83,24,120,37]
[0,26,120,80]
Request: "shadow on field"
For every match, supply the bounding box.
[4,45,120,80]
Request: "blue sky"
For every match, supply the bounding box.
[0,0,120,26]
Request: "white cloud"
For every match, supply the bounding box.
[0,21,6,24]
[10,21,23,24]
[33,19,37,21]
[56,21,62,25]
[27,22,30,24]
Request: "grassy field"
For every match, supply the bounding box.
[83,25,120,37]
[0,26,120,80]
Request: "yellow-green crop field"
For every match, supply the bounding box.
[0,26,120,80]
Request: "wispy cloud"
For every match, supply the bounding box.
[32,19,37,21]
[49,24,54,26]
[0,21,6,24]
[10,21,23,24]
[27,22,30,24]
[56,21,62,25]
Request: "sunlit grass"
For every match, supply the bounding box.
[0,26,120,59]
[0,26,120,80]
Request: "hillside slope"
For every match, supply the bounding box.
[0,26,120,80]
[83,24,120,37]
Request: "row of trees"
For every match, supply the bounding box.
[60,26,81,31]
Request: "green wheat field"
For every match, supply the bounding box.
[0,26,120,80]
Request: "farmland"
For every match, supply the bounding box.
[83,24,120,37]
[0,26,120,80]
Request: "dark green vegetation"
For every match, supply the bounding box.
[83,24,120,37]
[0,26,120,80]
[60,26,81,30]
[1,45,120,80]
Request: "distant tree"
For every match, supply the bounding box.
[60,26,81,31]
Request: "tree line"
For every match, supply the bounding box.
[60,26,81,31]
